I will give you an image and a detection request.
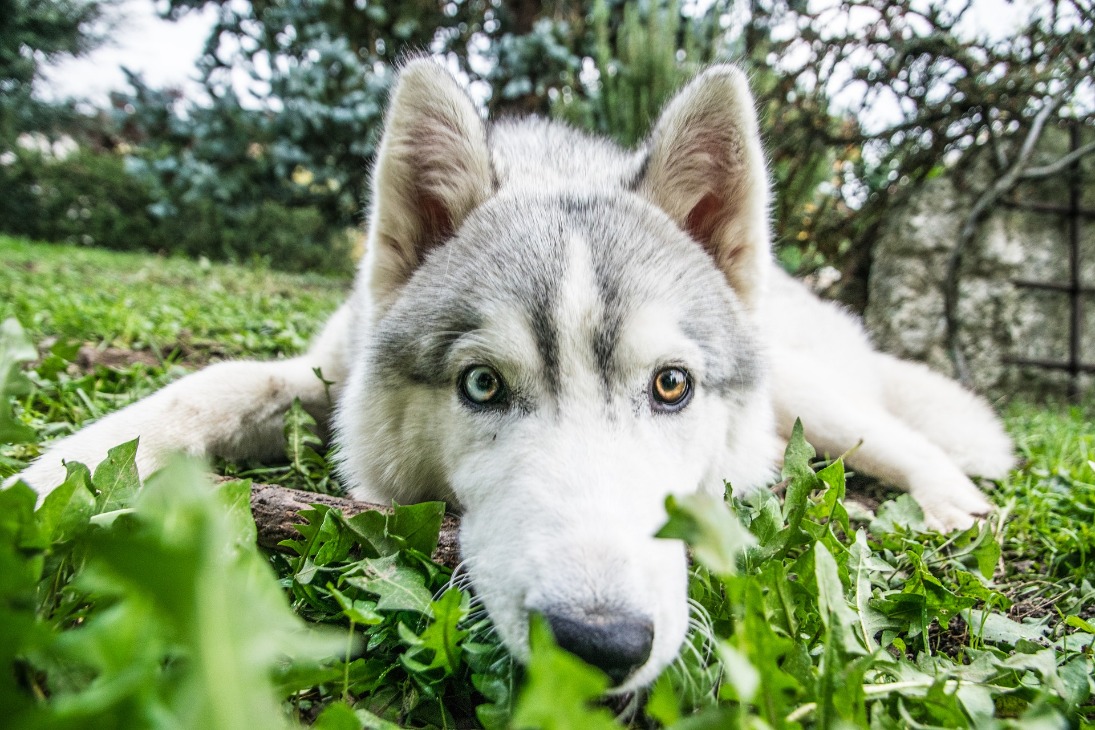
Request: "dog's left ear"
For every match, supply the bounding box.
[364,58,494,310]
[637,65,770,309]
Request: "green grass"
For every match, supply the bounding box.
[1,236,1093,728]
[997,405,1095,612]
[0,235,347,461]
[0,235,347,357]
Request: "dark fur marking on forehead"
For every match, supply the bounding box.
[524,217,567,399]
[530,301,560,397]
[679,312,761,397]
[554,193,625,397]
[591,251,623,399]
[374,300,482,387]
[627,151,651,191]
[486,141,501,192]
[554,190,763,402]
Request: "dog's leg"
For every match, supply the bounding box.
[771,367,994,531]
[874,353,1015,479]
[12,304,351,496]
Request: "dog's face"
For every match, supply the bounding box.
[336,60,777,689]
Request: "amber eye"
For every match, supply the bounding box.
[461,365,506,406]
[651,367,692,411]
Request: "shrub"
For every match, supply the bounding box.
[0,147,352,273]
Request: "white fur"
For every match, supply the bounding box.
[11,59,1014,691]
[762,268,1011,529]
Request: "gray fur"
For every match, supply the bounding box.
[370,169,761,425]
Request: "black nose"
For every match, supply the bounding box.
[543,609,654,686]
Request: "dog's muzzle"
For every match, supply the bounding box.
[542,607,654,685]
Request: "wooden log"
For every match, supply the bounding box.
[246,481,462,568]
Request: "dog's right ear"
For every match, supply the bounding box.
[363,58,493,309]
[637,65,771,310]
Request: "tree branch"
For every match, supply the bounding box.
[1021,140,1095,180]
[247,481,462,569]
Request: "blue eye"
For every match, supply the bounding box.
[461,365,506,406]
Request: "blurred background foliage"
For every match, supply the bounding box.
[1,0,1092,301]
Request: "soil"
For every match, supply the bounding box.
[36,335,230,373]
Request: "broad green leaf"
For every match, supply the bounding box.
[645,674,681,726]
[344,501,445,557]
[814,542,860,646]
[313,509,355,566]
[215,478,257,546]
[313,702,362,730]
[387,501,446,555]
[781,418,816,482]
[314,701,407,730]
[815,458,849,534]
[1063,615,1095,634]
[0,318,36,443]
[657,493,755,577]
[742,487,784,548]
[963,608,1048,645]
[847,530,885,651]
[45,456,343,729]
[756,419,821,560]
[970,529,1001,580]
[0,481,46,720]
[410,587,469,675]
[716,642,759,703]
[346,553,433,614]
[284,397,325,481]
[91,439,141,513]
[327,584,383,625]
[870,494,927,533]
[35,462,95,544]
[511,615,621,730]
[1058,655,1093,708]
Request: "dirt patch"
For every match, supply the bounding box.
[929,616,972,657]
[843,474,904,515]
[75,345,163,370]
[37,335,230,373]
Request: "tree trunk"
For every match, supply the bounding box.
[247,481,462,568]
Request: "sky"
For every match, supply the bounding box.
[41,0,217,104]
[39,0,1047,108]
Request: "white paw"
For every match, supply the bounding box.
[914,477,993,533]
[954,442,1017,481]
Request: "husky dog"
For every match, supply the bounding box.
[13,59,1014,689]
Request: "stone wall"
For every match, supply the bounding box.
[864,127,1094,399]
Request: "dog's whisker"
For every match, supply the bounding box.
[462,605,488,620]
[686,597,714,628]
[667,644,718,706]
[666,657,699,700]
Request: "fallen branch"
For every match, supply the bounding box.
[246,481,462,569]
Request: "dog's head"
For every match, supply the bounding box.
[336,59,779,690]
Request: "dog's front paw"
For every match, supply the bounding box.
[913,477,994,533]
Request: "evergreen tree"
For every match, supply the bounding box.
[0,0,109,143]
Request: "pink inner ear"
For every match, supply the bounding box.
[685,191,725,252]
[415,189,454,252]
